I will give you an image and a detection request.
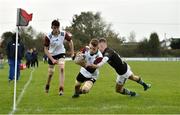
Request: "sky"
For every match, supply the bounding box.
[0,0,180,41]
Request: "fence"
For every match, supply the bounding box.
[66,57,180,61]
[123,57,180,61]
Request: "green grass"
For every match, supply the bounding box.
[0,61,180,114]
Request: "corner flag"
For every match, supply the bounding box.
[16,8,33,26]
[12,8,32,112]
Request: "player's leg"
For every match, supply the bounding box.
[45,64,55,93]
[17,59,21,80]
[116,75,137,96]
[72,80,82,98]
[8,59,15,81]
[36,59,38,67]
[72,73,84,98]
[81,80,94,94]
[26,60,29,68]
[129,74,151,91]
[58,58,65,95]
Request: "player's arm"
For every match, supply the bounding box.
[95,49,112,68]
[68,40,74,57]
[43,36,57,64]
[96,56,109,67]
[90,56,109,69]
[65,32,74,58]
[74,47,87,67]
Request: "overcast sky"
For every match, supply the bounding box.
[0,0,179,41]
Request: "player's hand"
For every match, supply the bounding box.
[52,59,58,64]
[88,64,98,69]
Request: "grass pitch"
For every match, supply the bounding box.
[0,61,180,114]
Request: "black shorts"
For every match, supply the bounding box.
[76,72,96,83]
[48,53,65,65]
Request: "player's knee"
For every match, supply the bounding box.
[58,58,65,69]
[81,81,93,94]
[116,88,124,94]
[116,88,121,93]
[116,84,123,93]
[81,86,90,94]
[48,67,55,75]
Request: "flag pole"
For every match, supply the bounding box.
[13,26,19,111]
[12,8,32,111]
[12,8,19,112]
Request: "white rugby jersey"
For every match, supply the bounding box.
[44,31,71,56]
[80,49,103,79]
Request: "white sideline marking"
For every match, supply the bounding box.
[9,68,35,115]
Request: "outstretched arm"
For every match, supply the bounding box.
[97,56,109,67]
[89,56,109,69]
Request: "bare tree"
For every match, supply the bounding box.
[128,31,136,42]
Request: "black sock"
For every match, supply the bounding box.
[137,78,147,87]
[121,88,133,95]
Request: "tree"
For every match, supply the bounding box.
[0,32,14,54]
[170,38,180,49]
[71,12,105,43]
[34,32,45,53]
[149,32,160,56]
[19,26,36,49]
[67,11,122,50]
[0,26,45,57]
[137,38,150,56]
[128,31,136,42]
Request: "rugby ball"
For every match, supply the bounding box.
[74,52,86,67]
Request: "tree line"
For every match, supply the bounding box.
[1,11,180,58]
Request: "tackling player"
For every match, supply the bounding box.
[72,39,103,98]
[44,19,74,95]
[90,38,151,96]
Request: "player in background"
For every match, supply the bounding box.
[89,38,151,96]
[44,19,74,95]
[72,39,103,98]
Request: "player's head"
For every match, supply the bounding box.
[51,20,60,35]
[98,38,107,52]
[89,38,99,55]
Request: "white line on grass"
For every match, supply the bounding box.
[9,68,35,115]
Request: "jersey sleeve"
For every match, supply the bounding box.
[97,57,109,67]
[44,36,50,47]
[103,49,112,58]
[65,32,72,41]
[80,46,89,54]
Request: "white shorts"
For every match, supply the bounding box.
[80,67,99,80]
[116,65,133,85]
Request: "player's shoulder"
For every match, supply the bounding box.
[60,31,65,36]
[97,50,103,57]
[46,33,53,39]
[103,47,111,54]
[63,31,72,41]
[80,46,90,54]
[106,47,114,52]
[59,30,72,36]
